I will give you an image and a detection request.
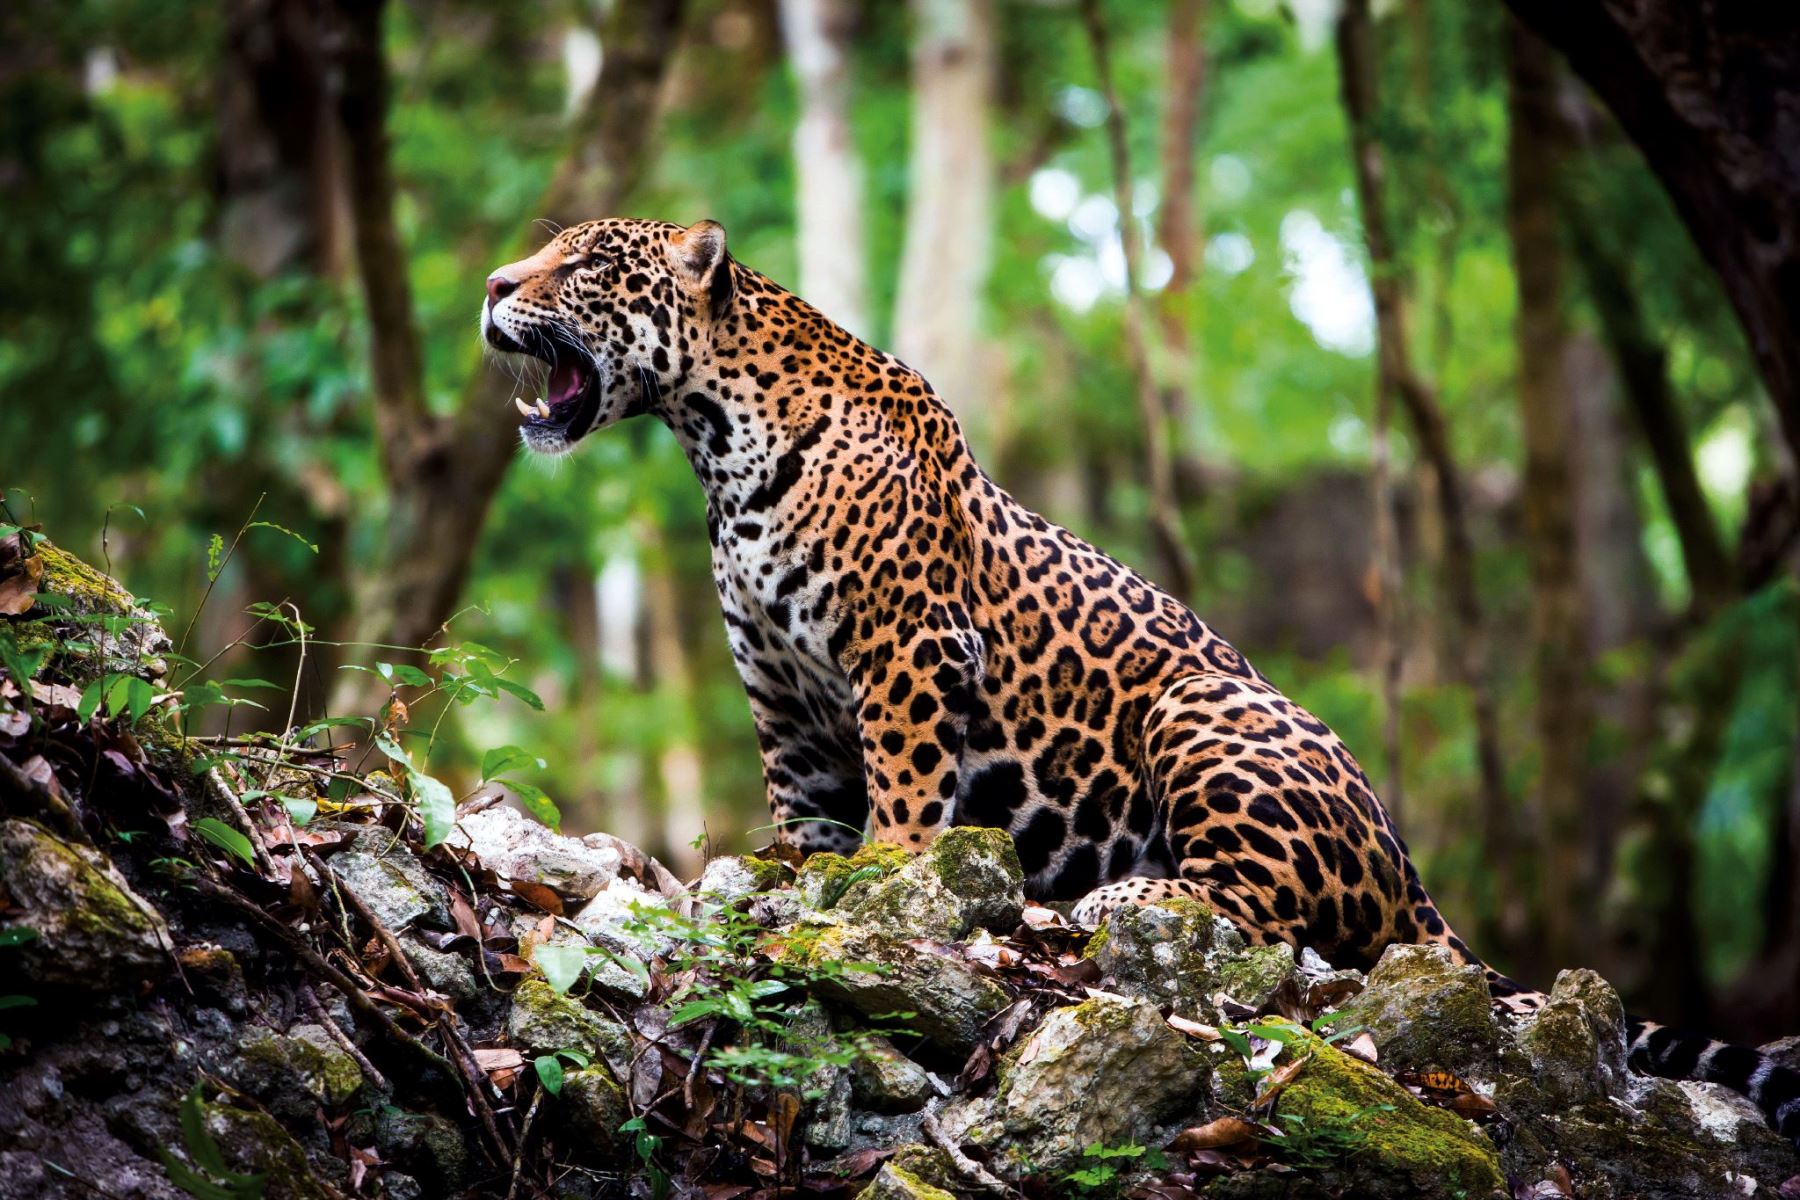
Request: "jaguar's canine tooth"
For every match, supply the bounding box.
[536,399,552,419]
[514,396,534,417]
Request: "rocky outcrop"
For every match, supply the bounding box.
[1,536,1797,1199]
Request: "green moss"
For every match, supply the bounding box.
[887,1144,959,1192]
[1272,1032,1503,1197]
[36,541,135,612]
[1081,925,1109,958]
[28,823,163,940]
[506,978,634,1067]
[796,842,910,909]
[1215,943,1294,1004]
[868,1165,958,1200]
[201,1102,335,1199]
[740,853,793,890]
[925,826,1021,890]
[238,1029,363,1105]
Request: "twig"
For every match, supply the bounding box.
[0,749,84,840]
[300,982,391,1093]
[506,1085,545,1200]
[921,1113,1016,1197]
[201,766,278,875]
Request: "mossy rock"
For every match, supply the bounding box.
[1324,943,1499,1079]
[1266,1031,1504,1199]
[1215,942,1297,1010]
[796,842,912,911]
[851,1036,934,1114]
[1517,969,1627,1109]
[857,1163,958,1200]
[841,827,1025,942]
[558,1067,629,1159]
[0,817,171,990]
[776,921,1009,1053]
[506,978,635,1076]
[1088,897,1220,1018]
[365,1108,470,1194]
[959,991,1213,1176]
[229,1026,363,1118]
[199,1102,338,1200]
[24,540,170,683]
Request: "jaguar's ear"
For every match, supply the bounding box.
[668,219,734,318]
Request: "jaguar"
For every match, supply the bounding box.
[480,215,1799,1140]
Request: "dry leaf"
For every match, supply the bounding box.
[1168,1116,1261,1152]
[1166,1014,1222,1041]
[1252,1052,1311,1109]
[510,879,565,915]
[1447,1090,1499,1120]
[473,1047,525,1072]
[1342,1031,1378,1063]
[0,534,43,616]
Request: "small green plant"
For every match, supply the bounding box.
[532,1047,591,1096]
[156,1085,265,1200]
[1264,1103,1395,1169]
[619,1115,670,1200]
[0,926,38,1051]
[1062,1141,1168,1195]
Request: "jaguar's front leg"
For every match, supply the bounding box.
[848,610,983,847]
[746,689,866,857]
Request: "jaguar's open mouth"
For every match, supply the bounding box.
[491,323,604,445]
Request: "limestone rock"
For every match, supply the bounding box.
[327,845,451,933]
[851,1037,934,1114]
[954,991,1211,1176]
[0,818,171,990]
[558,1067,629,1159]
[1326,942,1499,1077]
[1520,968,1628,1107]
[227,1025,362,1120]
[505,978,634,1078]
[856,1163,957,1200]
[448,804,623,901]
[838,828,1025,942]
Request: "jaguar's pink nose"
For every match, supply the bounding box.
[486,273,518,307]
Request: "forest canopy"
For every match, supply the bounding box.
[2,0,1797,1042]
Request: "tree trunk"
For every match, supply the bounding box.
[1077,0,1197,601]
[1501,0,1800,472]
[329,0,686,715]
[778,0,870,338]
[892,0,996,419]
[1506,18,1594,972]
[1155,0,1212,501]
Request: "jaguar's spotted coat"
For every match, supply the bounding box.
[482,217,1800,1141]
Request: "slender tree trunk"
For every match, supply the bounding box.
[1569,217,1735,615]
[641,530,705,878]
[1077,0,1197,601]
[1500,0,1800,472]
[1506,19,1594,971]
[328,0,686,715]
[778,0,870,338]
[892,0,996,417]
[1155,0,1211,501]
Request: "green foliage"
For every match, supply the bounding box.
[1062,1141,1169,1196]
[156,1086,265,1200]
[190,818,255,869]
[1264,1103,1396,1170]
[532,1047,590,1096]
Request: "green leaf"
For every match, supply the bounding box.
[126,676,156,723]
[77,677,107,724]
[508,781,561,831]
[297,715,372,740]
[411,771,455,848]
[481,744,544,781]
[106,673,134,719]
[281,796,317,826]
[247,520,319,554]
[191,818,256,869]
[493,677,544,710]
[533,1055,565,1095]
[533,943,589,994]
[206,533,224,583]
[556,1048,591,1068]
[0,994,37,1011]
[376,661,432,688]
[219,678,284,691]
[0,926,39,948]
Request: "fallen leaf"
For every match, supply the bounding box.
[0,534,43,616]
[1447,1090,1499,1120]
[1342,1031,1378,1063]
[1166,1014,1221,1041]
[1020,905,1065,928]
[473,1047,525,1072]
[1168,1117,1261,1152]
[510,879,565,915]
[1252,1052,1310,1109]
[1778,1175,1800,1200]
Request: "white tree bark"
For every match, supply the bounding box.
[778,0,871,338]
[892,0,996,413]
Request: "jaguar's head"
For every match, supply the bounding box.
[480,217,734,455]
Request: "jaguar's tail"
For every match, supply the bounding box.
[1627,1018,1800,1142]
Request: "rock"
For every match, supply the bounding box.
[1088,897,1220,1017]
[694,854,791,906]
[31,541,171,680]
[796,843,912,912]
[1325,943,1498,1078]
[953,991,1211,1176]
[506,978,634,1077]
[781,922,1010,1054]
[327,846,451,933]
[789,1002,857,1151]
[0,818,171,990]
[1265,1031,1505,1199]
[228,1026,361,1119]
[367,1108,469,1195]
[448,805,622,901]
[558,1067,628,1158]
[851,1038,934,1114]
[201,1101,338,1200]
[1089,897,1296,1018]
[857,1163,958,1200]
[566,878,669,997]
[1520,968,1628,1107]
[835,828,1025,942]
[400,935,480,1003]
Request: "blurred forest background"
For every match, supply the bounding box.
[4,0,1799,1038]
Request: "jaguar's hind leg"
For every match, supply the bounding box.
[1072,672,1444,971]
